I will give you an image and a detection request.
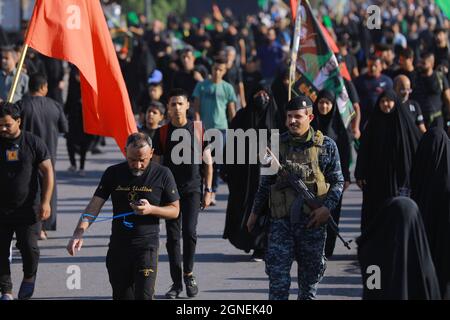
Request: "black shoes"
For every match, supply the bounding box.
[165,283,182,299]
[184,274,199,298]
[18,277,36,300]
[165,275,198,298]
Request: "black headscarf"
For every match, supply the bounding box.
[312,90,339,138]
[312,89,351,182]
[355,89,421,232]
[243,82,283,131]
[411,127,450,296]
[357,197,441,300]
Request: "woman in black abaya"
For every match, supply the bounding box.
[312,89,352,258]
[357,197,441,300]
[411,127,450,297]
[355,89,421,234]
[222,84,283,260]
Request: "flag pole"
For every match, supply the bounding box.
[288,1,302,101]
[6,0,39,103]
[7,43,30,103]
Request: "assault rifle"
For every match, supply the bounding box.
[266,148,352,250]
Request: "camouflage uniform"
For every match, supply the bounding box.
[252,128,344,300]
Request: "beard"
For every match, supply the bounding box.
[130,168,145,176]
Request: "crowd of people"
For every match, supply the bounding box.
[0,0,449,300]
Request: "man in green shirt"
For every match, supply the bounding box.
[193,57,237,130]
[193,57,237,204]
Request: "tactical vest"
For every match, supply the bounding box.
[269,130,330,219]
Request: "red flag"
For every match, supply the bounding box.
[25,0,137,153]
[290,0,298,20]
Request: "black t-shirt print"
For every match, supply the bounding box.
[94,161,179,248]
[404,100,424,125]
[0,131,50,224]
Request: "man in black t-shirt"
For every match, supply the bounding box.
[20,73,69,236]
[0,102,54,300]
[152,88,213,299]
[391,47,418,89]
[67,132,180,300]
[394,75,427,133]
[223,46,246,108]
[412,52,450,130]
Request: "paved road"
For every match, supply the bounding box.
[11,137,363,300]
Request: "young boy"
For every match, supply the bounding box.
[139,101,166,139]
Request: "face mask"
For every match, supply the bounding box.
[254,94,270,110]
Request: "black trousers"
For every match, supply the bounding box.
[165,192,201,286]
[106,245,158,300]
[0,222,40,294]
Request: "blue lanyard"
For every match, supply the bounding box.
[81,212,135,229]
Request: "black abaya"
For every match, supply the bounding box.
[223,85,283,252]
[411,127,450,296]
[312,89,352,257]
[357,197,441,300]
[355,90,421,234]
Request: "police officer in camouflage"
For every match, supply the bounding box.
[247,95,344,300]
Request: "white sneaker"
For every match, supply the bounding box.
[68,165,76,173]
[78,170,86,177]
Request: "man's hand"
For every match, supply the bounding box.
[202,192,212,210]
[130,199,153,216]
[67,232,83,256]
[356,179,366,190]
[247,212,258,232]
[344,181,351,191]
[39,202,51,221]
[352,128,361,140]
[307,206,330,229]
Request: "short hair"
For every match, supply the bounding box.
[126,132,152,149]
[146,101,166,115]
[399,47,414,59]
[1,45,15,55]
[434,27,447,35]
[213,56,227,65]
[29,73,48,93]
[224,46,236,55]
[420,52,434,60]
[168,88,189,101]
[375,43,394,52]
[368,55,382,63]
[180,46,194,56]
[0,101,21,120]
[337,39,348,48]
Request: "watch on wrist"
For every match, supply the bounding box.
[204,187,213,193]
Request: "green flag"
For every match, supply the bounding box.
[436,0,450,19]
[292,0,355,127]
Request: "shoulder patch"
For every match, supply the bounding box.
[313,130,324,147]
